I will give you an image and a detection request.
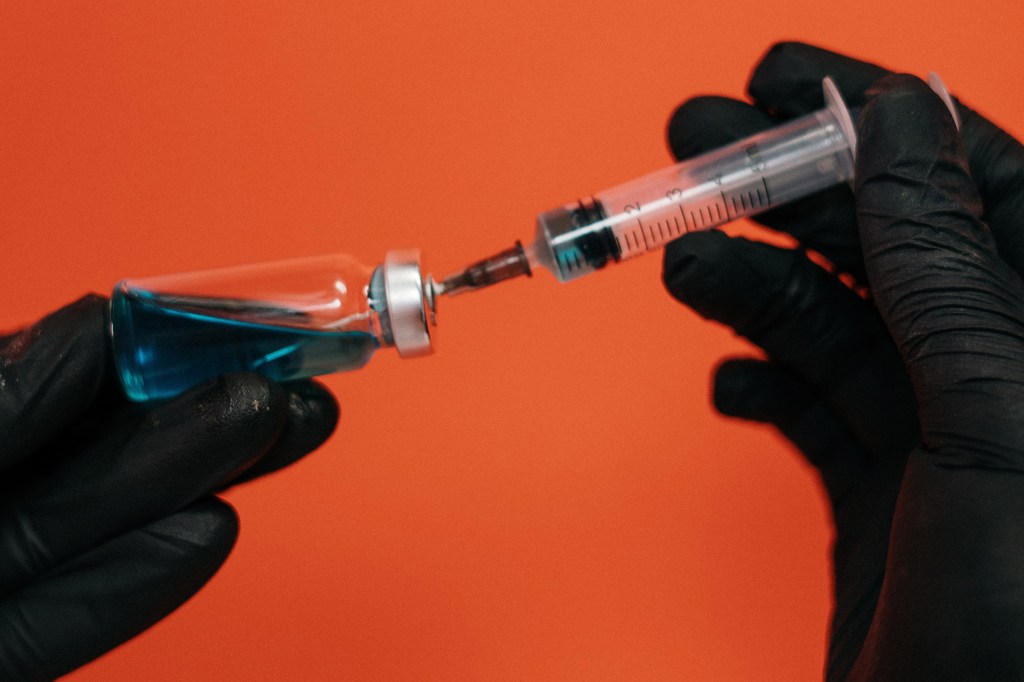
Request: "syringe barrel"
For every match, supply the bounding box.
[534,105,854,282]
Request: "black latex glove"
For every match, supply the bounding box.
[0,295,339,681]
[661,44,1024,679]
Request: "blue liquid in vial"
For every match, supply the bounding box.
[111,288,379,401]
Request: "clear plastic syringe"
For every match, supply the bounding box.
[433,76,959,296]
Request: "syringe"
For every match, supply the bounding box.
[433,76,959,296]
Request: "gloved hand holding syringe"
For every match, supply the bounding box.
[109,75,958,402]
[435,75,959,296]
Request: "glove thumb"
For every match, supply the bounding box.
[855,74,1024,468]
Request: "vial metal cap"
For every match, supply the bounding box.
[383,249,435,357]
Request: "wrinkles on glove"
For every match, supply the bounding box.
[666,94,863,279]
[710,359,903,681]
[748,42,888,116]
[663,231,918,458]
[0,296,112,470]
[226,379,339,487]
[713,359,868,503]
[665,42,1024,285]
[662,231,876,364]
[855,75,1024,466]
[0,373,286,594]
[850,451,1024,680]
[663,41,891,279]
[958,105,1024,269]
[0,293,341,680]
[663,43,1024,682]
[0,498,238,682]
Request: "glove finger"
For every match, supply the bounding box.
[855,75,1024,467]
[667,96,862,278]
[0,372,286,595]
[663,230,919,459]
[0,497,236,682]
[665,42,885,277]
[746,42,1024,273]
[0,295,116,471]
[959,105,1024,272]
[714,354,905,680]
[714,358,866,503]
[222,379,339,487]
[667,96,777,160]
[670,43,1024,280]
[747,41,889,117]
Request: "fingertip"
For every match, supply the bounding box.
[666,96,775,161]
[195,372,290,435]
[221,380,339,487]
[148,372,290,480]
[712,358,765,417]
[857,74,964,174]
[712,358,799,421]
[753,41,832,75]
[661,230,734,303]
[751,41,808,83]
[169,497,240,554]
[142,498,240,573]
[749,42,830,114]
[855,74,980,236]
[285,379,340,430]
[278,378,339,456]
[67,293,110,318]
[860,73,949,123]
[0,294,115,468]
[662,231,798,333]
[748,41,888,116]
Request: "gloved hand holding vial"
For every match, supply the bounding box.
[111,250,436,401]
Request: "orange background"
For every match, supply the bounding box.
[2,2,1023,680]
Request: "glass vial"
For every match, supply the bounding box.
[110,249,436,401]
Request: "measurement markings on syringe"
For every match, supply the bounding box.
[443,80,866,287]
[724,179,771,220]
[683,195,728,232]
[612,159,773,259]
[726,145,772,218]
[625,203,653,250]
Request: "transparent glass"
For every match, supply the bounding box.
[592,109,852,255]
[110,254,384,401]
[528,107,853,282]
